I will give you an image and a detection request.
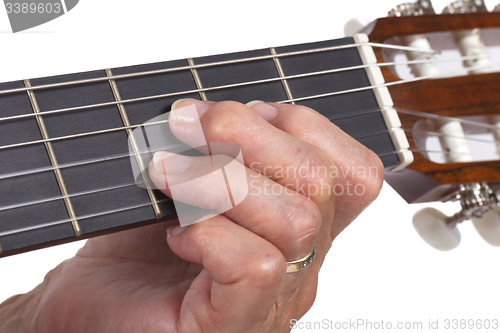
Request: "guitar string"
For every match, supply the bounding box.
[0,141,185,181]
[0,198,173,237]
[0,182,141,212]
[0,144,479,238]
[0,136,490,237]
[396,108,500,129]
[0,53,481,124]
[0,58,496,152]
[0,117,496,213]
[0,59,499,212]
[0,111,384,182]
[0,41,439,96]
[1,103,499,183]
[0,62,498,235]
[0,145,461,238]
[0,109,386,181]
[402,127,500,144]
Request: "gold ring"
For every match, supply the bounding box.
[286,246,316,274]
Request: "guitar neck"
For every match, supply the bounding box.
[0,35,401,257]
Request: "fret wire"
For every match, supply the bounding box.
[269,47,295,104]
[0,142,186,181]
[0,123,393,213]
[0,119,171,151]
[0,54,483,124]
[0,149,420,238]
[0,198,173,238]
[2,104,497,186]
[0,109,385,186]
[5,154,416,238]
[106,68,162,218]
[187,58,208,101]
[0,59,496,153]
[0,182,138,212]
[0,119,497,235]
[3,116,500,215]
[0,43,491,247]
[277,60,499,104]
[0,42,439,96]
[24,79,82,237]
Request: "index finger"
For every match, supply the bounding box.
[168,99,336,207]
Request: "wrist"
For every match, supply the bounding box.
[0,289,42,333]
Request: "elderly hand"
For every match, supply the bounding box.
[0,99,383,333]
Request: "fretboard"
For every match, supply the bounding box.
[0,36,399,257]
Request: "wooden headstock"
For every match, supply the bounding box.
[366,12,500,204]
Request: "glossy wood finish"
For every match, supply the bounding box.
[367,13,500,203]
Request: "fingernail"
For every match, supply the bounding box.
[167,225,188,239]
[153,151,194,174]
[171,99,210,125]
[246,100,278,121]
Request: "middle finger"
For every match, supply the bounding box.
[168,99,336,207]
[149,153,321,261]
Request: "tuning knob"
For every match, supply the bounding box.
[413,208,461,251]
[442,0,488,14]
[344,18,371,37]
[413,183,500,251]
[471,209,500,246]
[388,0,435,16]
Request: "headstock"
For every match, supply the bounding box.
[355,1,500,250]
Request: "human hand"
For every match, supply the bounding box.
[0,100,383,333]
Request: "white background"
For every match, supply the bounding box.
[0,0,499,332]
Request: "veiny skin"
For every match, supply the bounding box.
[0,100,383,333]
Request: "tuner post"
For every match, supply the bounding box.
[442,0,488,13]
[443,1,499,158]
[388,0,440,77]
[443,0,492,74]
[389,1,474,164]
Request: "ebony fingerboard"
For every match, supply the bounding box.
[0,37,398,257]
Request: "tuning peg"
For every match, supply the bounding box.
[494,4,500,11]
[442,1,491,74]
[413,208,461,251]
[471,209,500,246]
[413,183,500,250]
[388,0,435,16]
[387,1,440,77]
[344,18,371,37]
[442,0,488,14]
[435,120,473,163]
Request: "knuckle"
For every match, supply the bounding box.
[186,220,218,247]
[357,149,384,202]
[294,146,336,196]
[274,105,320,135]
[205,101,248,140]
[291,196,322,250]
[246,249,286,287]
